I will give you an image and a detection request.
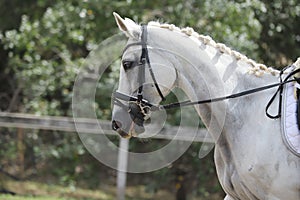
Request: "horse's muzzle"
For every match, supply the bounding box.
[111,100,150,138]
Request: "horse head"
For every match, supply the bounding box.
[111,13,177,138]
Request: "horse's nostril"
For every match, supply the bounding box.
[112,120,122,131]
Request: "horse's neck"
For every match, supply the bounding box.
[171,38,277,140]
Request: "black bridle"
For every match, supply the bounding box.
[113,25,300,122]
[113,25,165,125]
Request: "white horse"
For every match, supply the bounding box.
[111,13,300,200]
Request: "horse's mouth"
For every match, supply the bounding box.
[112,121,134,138]
[112,121,145,138]
[116,129,132,138]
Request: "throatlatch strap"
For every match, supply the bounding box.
[142,25,166,101]
[137,25,147,102]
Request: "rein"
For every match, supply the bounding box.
[114,68,299,113]
[113,25,300,121]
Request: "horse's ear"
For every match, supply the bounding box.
[113,12,140,38]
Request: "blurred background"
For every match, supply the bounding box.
[0,0,299,199]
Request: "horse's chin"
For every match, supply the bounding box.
[116,124,145,139]
[116,129,133,138]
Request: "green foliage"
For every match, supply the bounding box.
[253,0,300,66]
[2,0,298,114]
[1,1,93,115]
[0,195,70,200]
[1,180,116,200]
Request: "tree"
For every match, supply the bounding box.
[253,0,300,67]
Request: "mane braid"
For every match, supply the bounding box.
[148,21,279,77]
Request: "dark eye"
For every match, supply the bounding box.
[122,60,134,70]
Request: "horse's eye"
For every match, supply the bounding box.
[122,61,134,70]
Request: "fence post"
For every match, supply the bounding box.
[17,128,24,179]
[116,138,129,200]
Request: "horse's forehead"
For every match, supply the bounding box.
[122,40,141,58]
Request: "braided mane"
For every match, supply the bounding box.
[148,21,279,77]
